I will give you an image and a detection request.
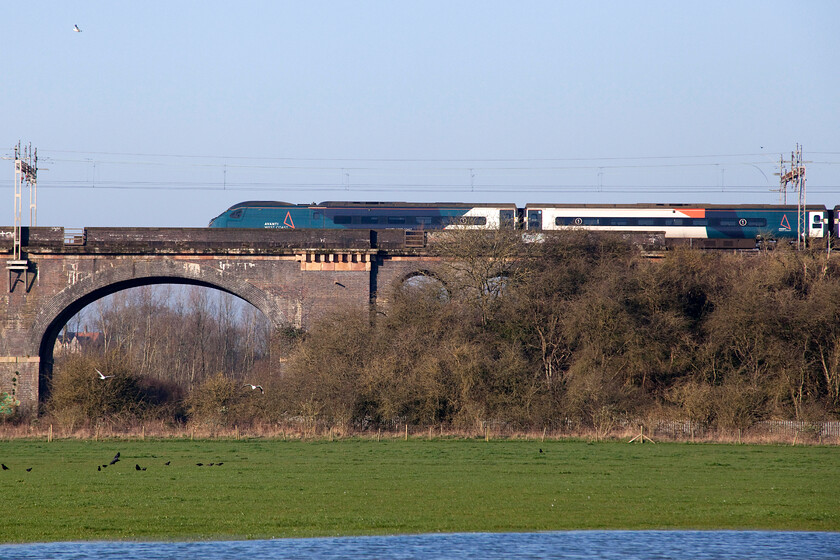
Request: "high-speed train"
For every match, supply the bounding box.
[209,201,832,245]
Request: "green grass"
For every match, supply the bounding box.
[0,438,838,542]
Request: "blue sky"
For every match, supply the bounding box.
[2,1,839,228]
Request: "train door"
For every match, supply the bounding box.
[835,207,840,239]
[809,211,826,238]
[311,210,325,228]
[527,209,542,231]
[499,209,516,229]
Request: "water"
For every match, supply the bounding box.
[0,531,838,560]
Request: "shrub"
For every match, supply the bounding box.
[184,373,242,426]
[47,353,153,424]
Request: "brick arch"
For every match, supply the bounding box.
[393,268,450,300]
[29,260,286,401]
[398,268,447,287]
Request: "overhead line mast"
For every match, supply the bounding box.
[776,144,807,250]
[7,142,37,291]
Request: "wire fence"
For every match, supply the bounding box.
[650,419,840,440]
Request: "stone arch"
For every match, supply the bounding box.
[29,260,286,402]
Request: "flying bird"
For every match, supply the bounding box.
[96,368,114,380]
[73,24,82,32]
[135,464,145,471]
[244,384,264,394]
[164,461,171,466]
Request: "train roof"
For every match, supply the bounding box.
[227,200,517,210]
[227,201,296,209]
[524,203,828,210]
[317,201,516,208]
[226,201,830,211]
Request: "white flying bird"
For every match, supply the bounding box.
[244,384,264,394]
[96,368,114,380]
[73,24,82,32]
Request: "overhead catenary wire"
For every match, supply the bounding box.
[7,148,840,196]
[32,182,840,193]
[32,147,840,162]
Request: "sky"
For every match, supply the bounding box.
[2,1,840,228]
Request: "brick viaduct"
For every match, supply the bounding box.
[0,227,445,412]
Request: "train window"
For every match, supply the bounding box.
[230,209,243,219]
[692,219,708,226]
[715,218,767,228]
[638,219,655,226]
[387,216,406,224]
[417,217,432,226]
[334,216,351,224]
[361,216,379,224]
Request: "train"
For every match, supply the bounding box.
[208,201,835,248]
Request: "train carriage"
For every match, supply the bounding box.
[523,204,827,242]
[209,201,518,230]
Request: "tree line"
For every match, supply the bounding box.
[42,230,840,435]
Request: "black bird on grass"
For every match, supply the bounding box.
[1,464,8,470]
[26,467,32,472]
[135,464,146,471]
[109,452,120,466]
[164,461,171,466]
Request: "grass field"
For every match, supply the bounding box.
[0,438,838,542]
